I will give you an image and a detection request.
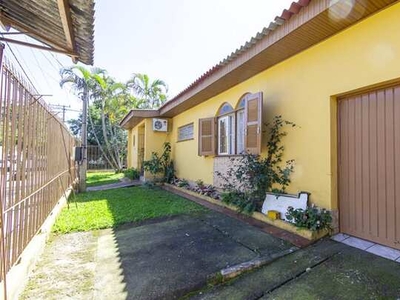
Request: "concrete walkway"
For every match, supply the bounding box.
[86,180,141,191]
[190,239,400,299]
[21,211,294,300]
[20,209,400,300]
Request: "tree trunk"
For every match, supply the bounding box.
[87,105,117,170]
[79,88,88,192]
[101,99,119,169]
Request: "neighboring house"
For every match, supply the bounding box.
[120,0,400,250]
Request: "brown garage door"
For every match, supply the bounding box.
[338,84,400,250]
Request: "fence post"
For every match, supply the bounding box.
[0,42,8,300]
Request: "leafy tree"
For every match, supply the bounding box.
[61,67,168,172]
[61,67,124,171]
[127,73,168,109]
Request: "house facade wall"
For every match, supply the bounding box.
[131,3,400,210]
[127,120,144,170]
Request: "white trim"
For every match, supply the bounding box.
[218,114,235,155]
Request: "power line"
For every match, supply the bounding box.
[1,36,38,90]
[49,104,82,122]
[49,51,64,68]
[40,50,60,73]
[29,44,52,91]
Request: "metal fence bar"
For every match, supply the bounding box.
[0,42,8,300]
[87,145,113,170]
[0,55,78,299]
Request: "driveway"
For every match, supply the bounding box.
[95,212,294,300]
[190,239,400,300]
[21,210,400,300]
[21,210,294,300]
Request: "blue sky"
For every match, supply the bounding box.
[3,0,293,120]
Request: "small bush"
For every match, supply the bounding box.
[123,168,140,180]
[175,178,189,188]
[285,205,332,231]
[221,191,255,214]
[143,142,175,183]
[217,116,296,214]
[173,178,220,200]
[193,181,219,199]
[195,179,205,188]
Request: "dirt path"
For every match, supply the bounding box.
[20,232,98,300]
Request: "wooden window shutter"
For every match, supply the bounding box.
[244,92,263,154]
[198,117,216,156]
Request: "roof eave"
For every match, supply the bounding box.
[0,0,95,65]
[157,0,397,118]
[120,109,160,129]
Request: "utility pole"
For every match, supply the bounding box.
[79,87,88,192]
[49,104,81,123]
[50,103,85,191]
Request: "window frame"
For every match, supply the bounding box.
[236,108,245,155]
[198,92,262,157]
[216,102,245,156]
[217,114,235,155]
[177,122,194,142]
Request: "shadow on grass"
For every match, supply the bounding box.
[86,172,124,187]
[56,185,220,299]
[53,186,206,233]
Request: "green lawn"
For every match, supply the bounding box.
[86,171,124,187]
[53,187,206,233]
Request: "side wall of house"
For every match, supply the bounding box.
[168,3,400,210]
[143,118,171,178]
[127,128,134,168]
[127,120,146,170]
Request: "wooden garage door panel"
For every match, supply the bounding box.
[339,85,400,249]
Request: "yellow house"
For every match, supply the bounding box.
[121,0,400,250]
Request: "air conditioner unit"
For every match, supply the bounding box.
[152,118,168,132]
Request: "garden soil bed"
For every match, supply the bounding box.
[163,183,328,242]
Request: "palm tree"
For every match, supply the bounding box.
[60,66,92,191]
[127,73,168,109]
[91,74,132,171]
[60,67,119,174]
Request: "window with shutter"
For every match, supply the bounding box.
[244,92,263,154]
[218,115,235,155]
[236,110,245,154]
[198,117,216,156]
[198,92,263,156]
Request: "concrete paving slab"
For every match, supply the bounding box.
[366,244,400,261]
[94,213,293,300]
[190,239,400,300]
[189,239,347,300]
[87,180,140,191]
[331,233,350,242]
[341,236,375,250]
[200,211,293,255]
[264,243,400,299]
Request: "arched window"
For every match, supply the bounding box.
[198,92,263,156]
[217,103,235,155]
[235,95,248,154]
[217,103,234,116]
[235,93,249,110]
[216,97,246,155]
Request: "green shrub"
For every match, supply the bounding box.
[217,116,296,214]
[176,178,189,188]
[285,205,332,231]
[221,191,255,214]
[143,142,176,183]
[123,168,140,180]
